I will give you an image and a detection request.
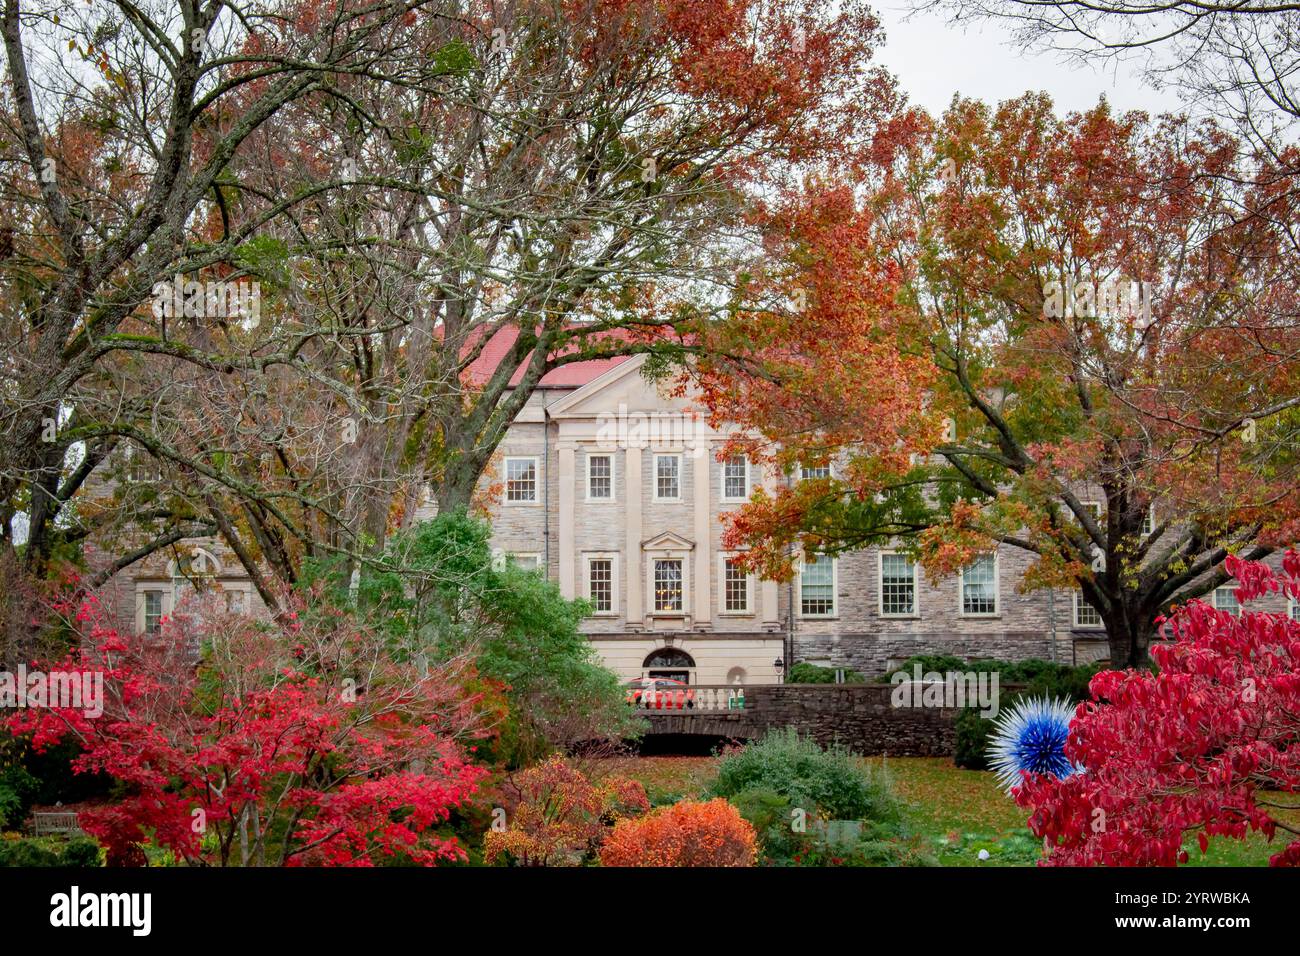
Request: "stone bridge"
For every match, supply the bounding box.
[633,683,964,757]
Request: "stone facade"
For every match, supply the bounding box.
[424,354,1119,683]
[96,351,1300,684]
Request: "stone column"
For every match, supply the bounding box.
[558,442,576,599]
[761,462,780,627]
[625,446,643,626]
[693,441,711,627]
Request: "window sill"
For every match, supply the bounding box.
[879,614,921,620]
[960,613,1002,620]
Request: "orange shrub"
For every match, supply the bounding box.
[599,798,757,867]
[484,756,649,866]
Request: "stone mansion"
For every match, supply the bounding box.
[99,334,1299,687]
[101,338,1172,687]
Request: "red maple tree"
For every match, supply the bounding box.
[1017,551,1300,866]
[3,591,493,866]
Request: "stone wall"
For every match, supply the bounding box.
[643,683,965,757]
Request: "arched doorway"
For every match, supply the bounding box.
[643,648,695,683]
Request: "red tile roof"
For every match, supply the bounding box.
[460,325,636,387]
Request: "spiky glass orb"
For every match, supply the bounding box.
[988,695,1079,794]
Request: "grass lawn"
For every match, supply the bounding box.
[599,755,1293,867]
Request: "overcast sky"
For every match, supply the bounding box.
[873,4,1188,119]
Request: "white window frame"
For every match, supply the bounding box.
[1290,596,1299,622]
[878,551,919,618]
[503,456,540,505]
[1073,591,1103,629]
[720,454,750,504]
[220,582,252,616]
[1213,586,1241,617]
[799,462,833,482]
[959,553,999,617]
[583,552,619,616]
[585,452,615,502]
[135,584,172,635]
[653,453,683,502]
[718,552,754,615]
[646,553,689,615]
[509,552,542,572]
[798,553,838,619]
[1077,500,1104,524]
[1141,504,1155,538]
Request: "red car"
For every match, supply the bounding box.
[625,677,695,710]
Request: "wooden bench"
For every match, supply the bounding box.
[30,811,83,836]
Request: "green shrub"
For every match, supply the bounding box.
[0,835,101,867]
[709,728,901,823]
[948,659,1105,769]
[954,704,999,770]
[876,655,968,682]
[728,787,803,860]
[0,735,114,827]
[0,766,37,829]
[788,662,866,684]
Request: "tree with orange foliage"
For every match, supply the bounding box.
[691,94,1300,666]
[2,0,914,630]
[483,755,648,866]
[599,798,758,867]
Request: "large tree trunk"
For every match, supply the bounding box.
[1104,603,1154,669]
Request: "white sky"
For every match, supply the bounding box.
[873,4,1188,118]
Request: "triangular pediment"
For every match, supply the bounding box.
[547,354,701,420]
[641,530,695,551]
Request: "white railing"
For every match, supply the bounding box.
[630,685,747,712]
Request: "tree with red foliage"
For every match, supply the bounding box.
[2,590,493,866]
[1016,551,1300,866]
[483,755,648,866]
[599,798,758,867]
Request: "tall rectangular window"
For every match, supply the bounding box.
[723,557,750,613]
[587,454,612,500]
[654,455,681,501]
[588,558,613,613]
[961,555,997,616]
[143,590,164,634]
[722,455,748,501]
[1074,592,1102,628]
[224,589,247,616]
[653,559,684,612]
[1213,586,1241,617]
[800,555,835,616]
[880,553,916,616]
[505,457,537,502]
